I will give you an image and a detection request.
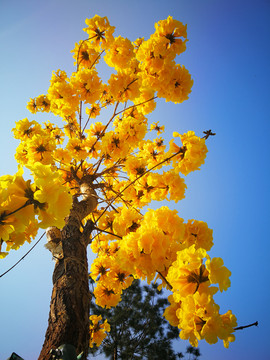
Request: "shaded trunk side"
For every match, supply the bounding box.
[38,181,97,360]
[38,226,91,360]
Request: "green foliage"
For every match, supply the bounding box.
[89,279,183,359]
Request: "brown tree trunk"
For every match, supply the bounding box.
[38,180,97,360]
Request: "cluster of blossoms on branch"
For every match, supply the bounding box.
[0,15,237,349]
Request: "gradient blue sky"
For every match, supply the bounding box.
[0,0,269,359]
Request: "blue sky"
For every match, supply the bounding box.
[0,0,269,359]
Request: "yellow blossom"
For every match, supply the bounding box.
[89,315,110,348]
[93,281,122,308]
[169,131,208,175]
[13,118,42,140]
[71,40,101,69]
[150,122,165,135]
[205,257,231,292]
[83,15,115,50]
[30,164,72,229]
[104,36,135,71]
[86,104,101,118]
[153,16,188,56]
[108,71,140,102]
[26,133,56,165]
[184,220,213,251]
[90,256,112,281]
[166,245,209,301]
[71,68,102,104]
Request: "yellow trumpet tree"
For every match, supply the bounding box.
[0,15,237,359]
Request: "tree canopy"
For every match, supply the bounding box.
[0,14,237,359]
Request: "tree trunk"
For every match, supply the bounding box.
[38,180,97,360]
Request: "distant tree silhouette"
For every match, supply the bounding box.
[89,279,187,359]
[184,345,201,360]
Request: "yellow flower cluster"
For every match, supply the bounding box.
[83,15,115,51]
[164,245,235,347]
[89,209,137,308]
[26,14,193,122]
[164,292,237,349]
[1,14,236,349]
[0,166,72,255]
[90,205,236,348]
[136,16,193,103]
[169,131,208,175]
[89,314,110,348]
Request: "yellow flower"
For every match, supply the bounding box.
[93,281,121,308]
[71,40,100,69]
[113,207,142,237]
[54,148,72,165]
[170,131,208,175]
[177,291,222,347]
[66,138,88,162]
[30,164,72,229]
[86,122,105,138]
[27,133,56,165]
[147,170,186,203]
[63,117,80,138]
[133,37,144,53]
[71,68,102,104]
[163,295,182,327]
[101,131,130,163]
[85,104,101,118]
[177,295,201,347]
[150,122,165,135]
[116,207,185,282]
[13,118,42,140]
[109,266,133,291]
[35,94,50,112]
[89,315,110,348]
[48,72,78,117]
[220,310,237,348]
[108,71,140,103]
[104,36,135,71]
[0,209,15,241]
[124,156,147,180]
[44,122,65,144]
[134,88,156,115]
[166,245,209,301]
[83,15,115,50]
[153,16,188,56]
[114,114,147,148]
[157,64,193,103]
[26,98,38,113]
[184,220,213,251]
[0,170,37,245]
[0,251,9,259]
[90,256,111,281]
[205,257,231,292]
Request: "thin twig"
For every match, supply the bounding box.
[93,226,122,239]
[1,201,31,218]
[234,321,258,331]
[114,96,157,117]
[157,271,173,290]
[0,232,46,278]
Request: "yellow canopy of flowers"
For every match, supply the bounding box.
[0,14,236,349]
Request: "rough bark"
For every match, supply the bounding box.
[38,181,97,360]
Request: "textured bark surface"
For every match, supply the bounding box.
[38,181,97,360]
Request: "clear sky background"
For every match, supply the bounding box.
[0,0,269,359]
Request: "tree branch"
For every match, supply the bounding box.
[234,321,258,331]
[0,232,46,278]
